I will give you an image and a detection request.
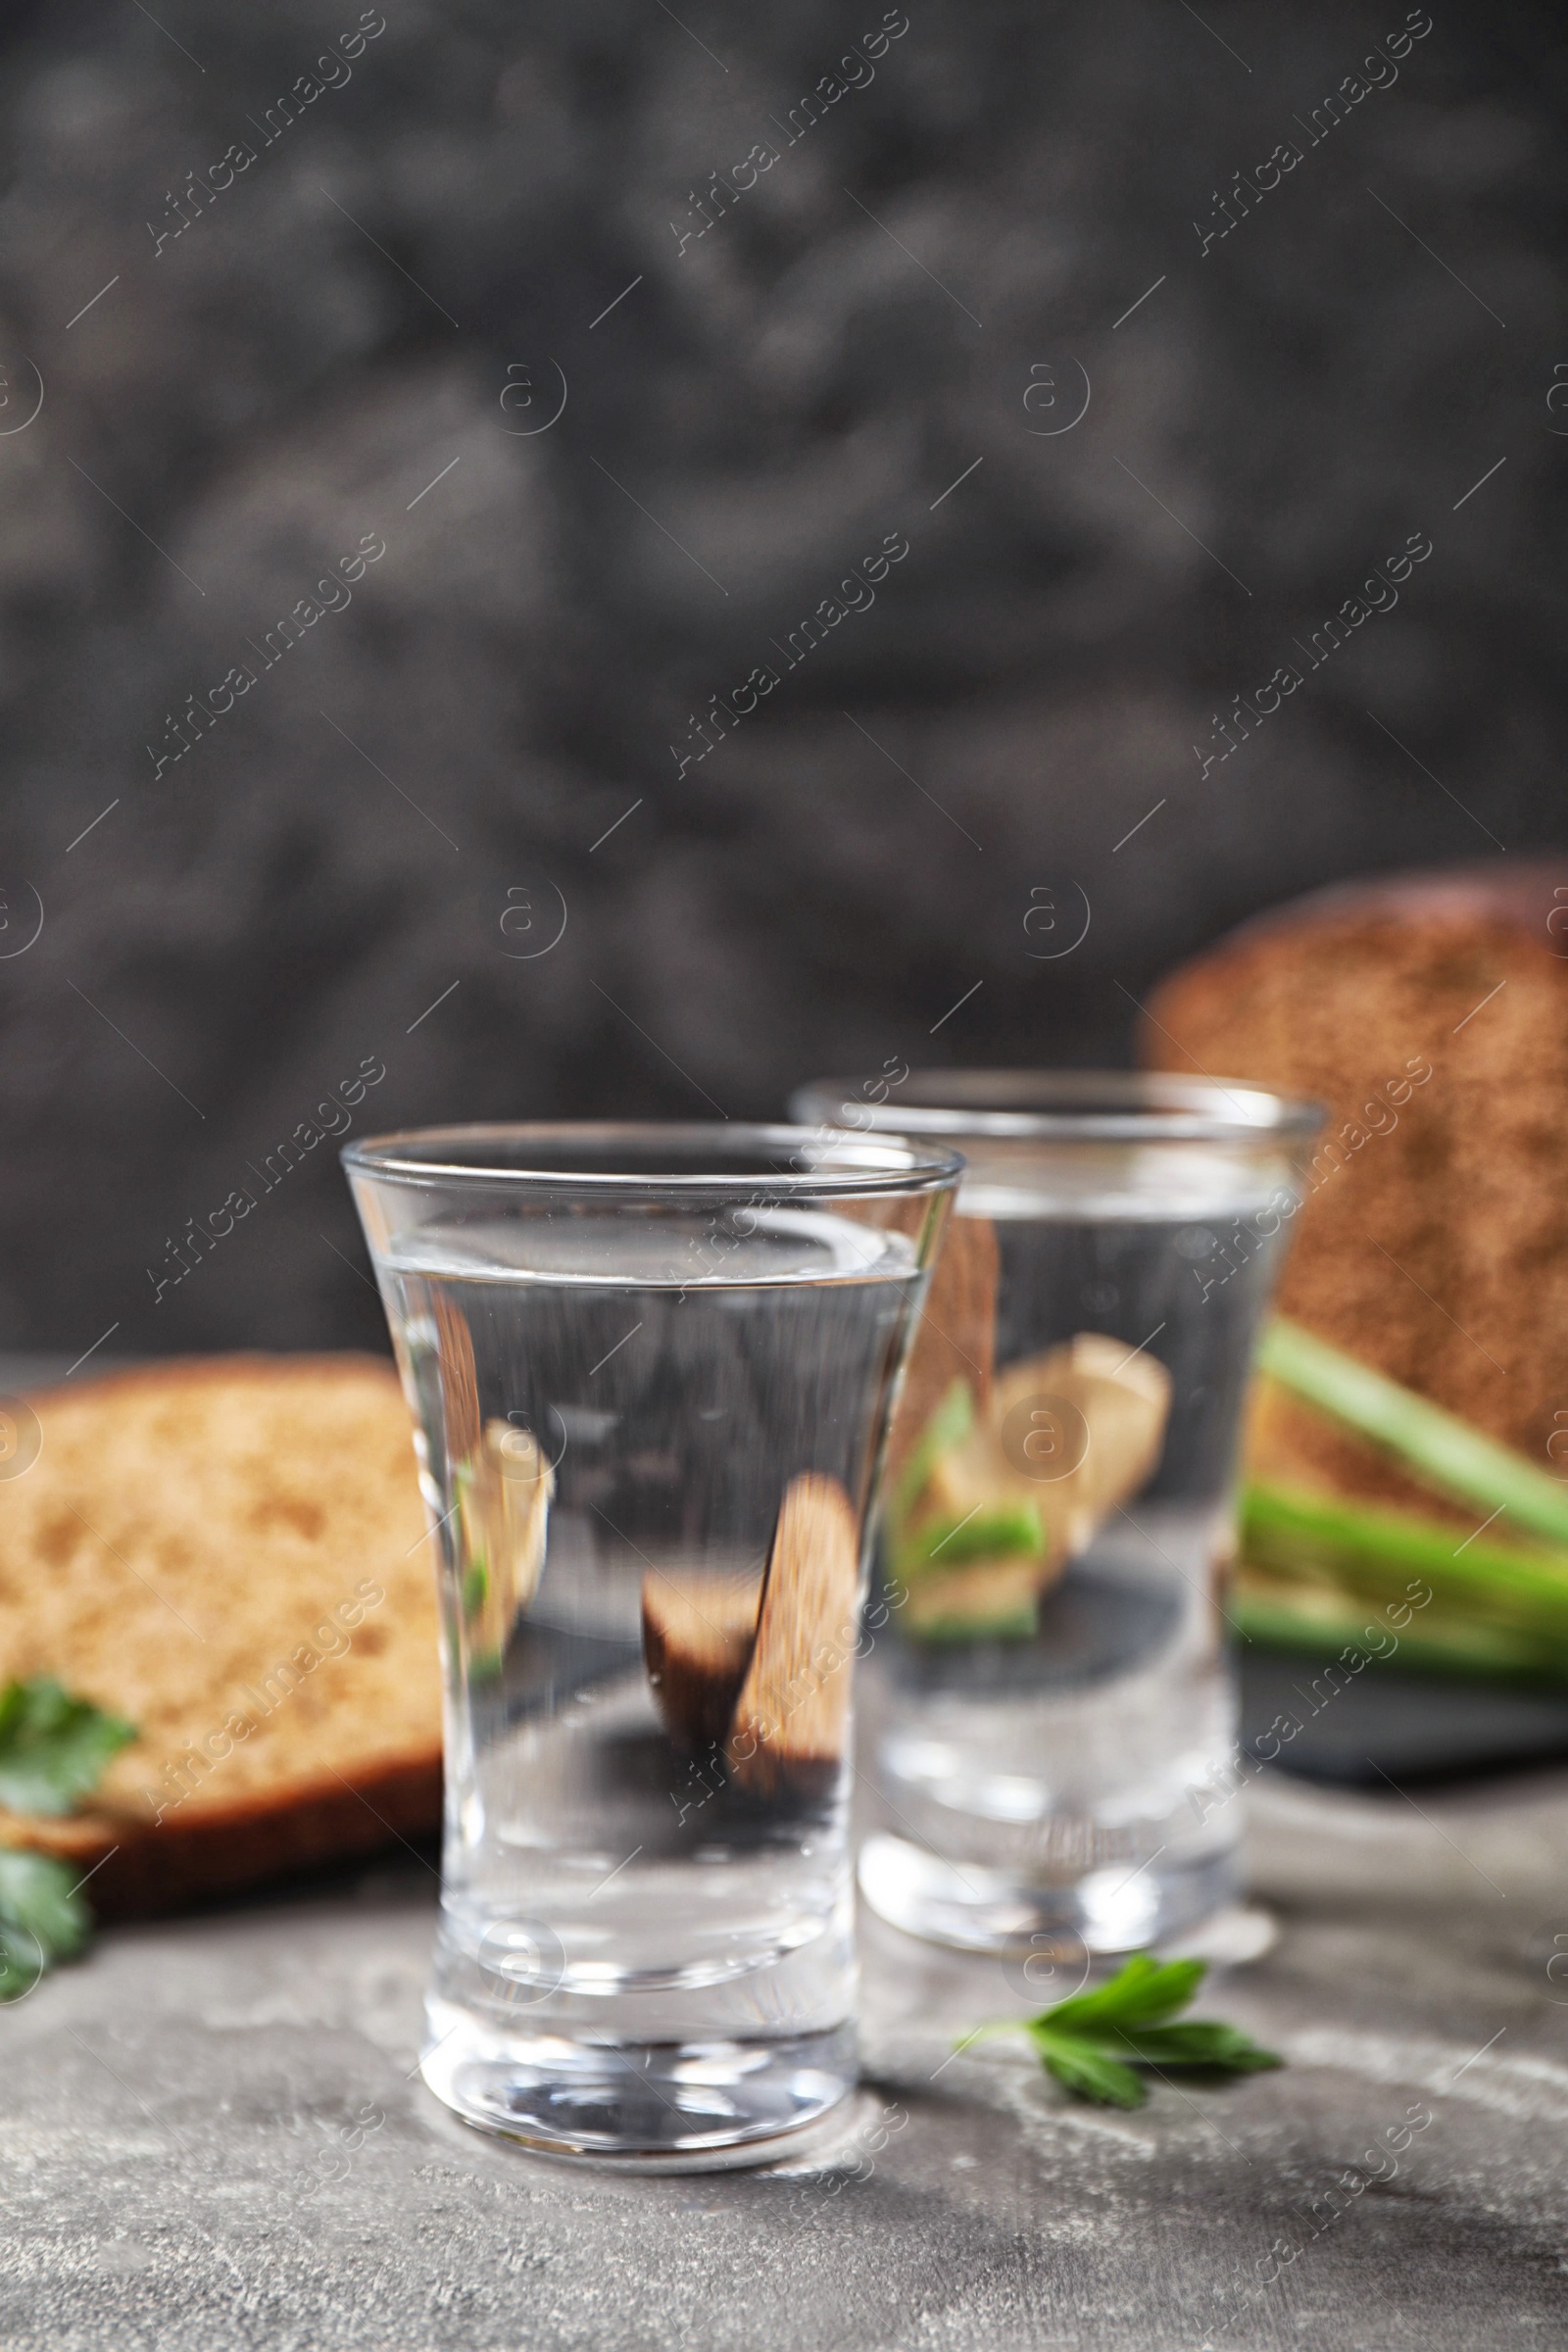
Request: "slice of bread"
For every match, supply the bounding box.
[1140,863,1568,1512]
[0,1354,441,1916]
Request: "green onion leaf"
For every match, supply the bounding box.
[892,1379,975,1523]
[1260,1320,1568,1549]
[898,1503,1047,1578]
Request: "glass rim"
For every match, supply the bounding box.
[790,1068,1325,1145]
[341,1120,965,1198]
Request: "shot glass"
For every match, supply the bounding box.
[344,1123,959,2162]
[789,1072,1321,1955]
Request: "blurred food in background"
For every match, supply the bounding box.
[1144,864,1568,1685]
[0,1356,440,1918]
[886,1338,1171,1640]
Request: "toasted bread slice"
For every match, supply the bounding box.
[641,1569,763,1750]
[0,1354,440,1916]
[726,1473,861,1801]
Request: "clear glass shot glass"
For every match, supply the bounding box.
[789,1073,1321,1956]
[344,1123,960,2164]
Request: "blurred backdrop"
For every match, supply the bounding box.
[0,0,1561,1355]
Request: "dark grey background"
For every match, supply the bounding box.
[0,0,1560,1355]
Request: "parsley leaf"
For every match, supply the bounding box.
[0,1677,136,1816]
[1032,2033,1147,2108]
[0,1677,138,2000]
[967,1954,1284,2108]
[1107,2021,1283,2073]
[0,1849,91,2000]
[1039,1953,1206,2035]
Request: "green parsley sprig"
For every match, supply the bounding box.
[0,1676,135,1815]
[962,1953,1283,2109]
[0,1849,92,2000]
[0,1676,136,2001]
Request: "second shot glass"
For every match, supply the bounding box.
[791,1072,1320,1957]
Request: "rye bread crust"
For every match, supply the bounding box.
[1140,860,1568,1510]
[0,1753,443,1919]
[1145,865,1568,1038]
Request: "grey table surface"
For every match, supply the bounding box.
[5,1766,1567,2352]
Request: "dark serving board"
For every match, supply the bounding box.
[1239,1637,1568,1787]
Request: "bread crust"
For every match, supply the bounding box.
[1,1350,444,1917]
[1146,862,1568,1055]
[16,1348,406,1417]
[1,1753,443,1918]
[1140,859,1568,1509]
[1151,861,1568,967]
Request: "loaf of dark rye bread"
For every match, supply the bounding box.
[1141,864,1568,1514]
[0,1355,441,1916]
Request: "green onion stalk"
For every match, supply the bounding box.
[1240,1321,1568,1685]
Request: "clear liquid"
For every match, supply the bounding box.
[375,1206,920,2156]
[864,1194,1288,1953]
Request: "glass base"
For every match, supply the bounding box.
[858,1832,1237,1955]
[420,2004,857,2169]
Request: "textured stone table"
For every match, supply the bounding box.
[4,1766,1566,2350]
